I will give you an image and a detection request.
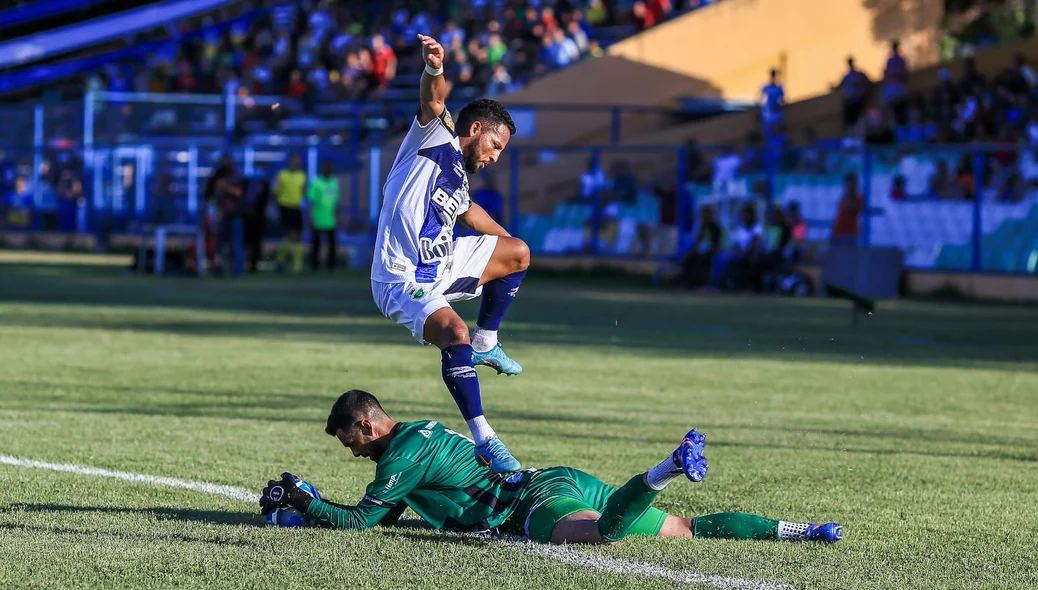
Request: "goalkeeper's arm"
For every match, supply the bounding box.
[306,458,422,531]
[308,498,408,529]
[305,498,391,531]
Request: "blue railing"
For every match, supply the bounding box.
[0,11,255,94]
[80,90,724,150]
[0,0,115,30]
[3,92,1037,277]
[0,0,238,68]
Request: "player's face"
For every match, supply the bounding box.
[463,122,510,174]
[335,423,385,462]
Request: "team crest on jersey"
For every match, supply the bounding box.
[406,285,426,300]
[440,109,455,133]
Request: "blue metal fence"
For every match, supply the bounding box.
[3,92,1037,276]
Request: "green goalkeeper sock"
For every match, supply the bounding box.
[691,512,780,541]
[597,475,660,542]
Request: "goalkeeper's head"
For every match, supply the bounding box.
[325,390,397,462]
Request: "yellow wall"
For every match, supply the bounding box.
[499,55,722,147]
[608,0,943,102]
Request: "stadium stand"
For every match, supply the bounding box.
[480,34,1038,275]
[2,0,1038,285]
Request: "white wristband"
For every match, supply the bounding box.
[425,63,444,77]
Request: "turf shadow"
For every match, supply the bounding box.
[3,263,1038,371]
[6,503,265,527]
[536,429,1038,464]
[0,521,258,547]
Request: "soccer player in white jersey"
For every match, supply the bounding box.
[371,34,530,472]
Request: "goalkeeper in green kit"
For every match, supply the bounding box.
[259,390,843,544]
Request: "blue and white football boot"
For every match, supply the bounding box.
[474,436,522,472]
[805,522,844,543]
[472,344,523,376]
[672,428,708,482]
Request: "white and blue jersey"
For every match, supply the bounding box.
[371,107,499,344]
[372,108,472,285]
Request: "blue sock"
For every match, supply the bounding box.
[477,270,527,331]
[441,344,482,420]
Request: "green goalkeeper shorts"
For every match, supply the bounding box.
[505,467,669,543]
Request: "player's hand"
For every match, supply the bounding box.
[418,34,444,70]
[259,472,314,514]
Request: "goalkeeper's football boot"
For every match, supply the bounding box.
[672,428,708,483]
[474,436,522,472]
[805,522,843,543]
[472,343,523,376]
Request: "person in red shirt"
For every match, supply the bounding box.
[632,1,656,31]
[831,172,863,247]
[370,34,397,90]
[175,58,196,92]
[541,6,559,34]
[647,0,671,25]
[784,201,808,244]
[992,124,1019,169]
[286,69,308,99]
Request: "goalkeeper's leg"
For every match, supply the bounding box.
[657,512,843,543]
[545,429,709,544]
[546,429,842,544]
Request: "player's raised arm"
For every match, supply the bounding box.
[418,34,448,126]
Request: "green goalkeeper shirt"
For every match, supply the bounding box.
[305,420,536,532]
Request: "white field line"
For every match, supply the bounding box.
[0,456,259,503]
[0,455,795,590]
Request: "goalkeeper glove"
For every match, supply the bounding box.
[260,472,315,514]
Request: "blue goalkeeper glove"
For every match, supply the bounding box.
[260,472,315,515]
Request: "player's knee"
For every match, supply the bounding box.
[515,238,531,271]
[506,237,530,272]
[440,321,470,348]
[425,310,471,348]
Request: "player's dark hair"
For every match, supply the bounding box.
[325,389,386,436]
[457,98,517,136]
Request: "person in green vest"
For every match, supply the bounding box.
[307,160,340,271]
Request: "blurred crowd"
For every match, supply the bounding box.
[8,4,1038,289]
[680,42,1038,208]
[78,0,703,108]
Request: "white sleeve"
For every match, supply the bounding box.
[456,182,472,217]
[414,107,458,149]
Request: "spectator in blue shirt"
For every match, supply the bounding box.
[760,68,785,136]
[838,57,871,130]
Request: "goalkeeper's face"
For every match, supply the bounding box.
[334,421,389,463]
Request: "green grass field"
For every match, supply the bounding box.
[1,252,1036,589]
